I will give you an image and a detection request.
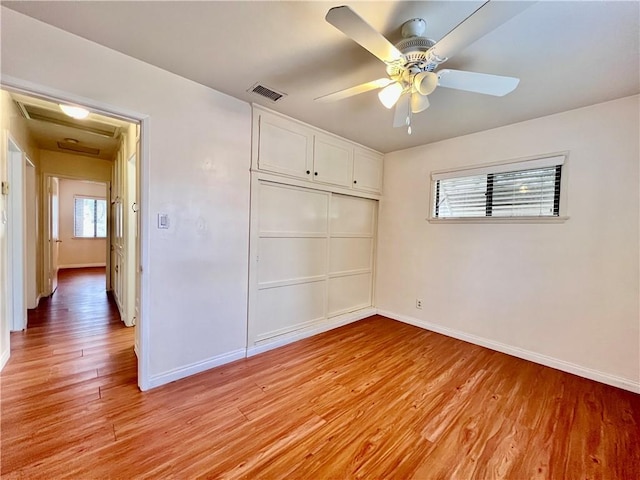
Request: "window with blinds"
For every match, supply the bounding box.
[432,155,564,219]
[74,197,107,238]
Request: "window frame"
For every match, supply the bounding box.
[73,195,108,239]
[428,153,569,224]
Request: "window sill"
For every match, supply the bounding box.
[427,216,569,224]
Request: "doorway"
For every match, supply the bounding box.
[0,84,148,389]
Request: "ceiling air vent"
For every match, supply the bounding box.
[57,141,100,156]
[247,83,286,103]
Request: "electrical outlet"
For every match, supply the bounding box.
[416,299,423,309]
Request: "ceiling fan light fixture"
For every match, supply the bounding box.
[378,82,403,109]
[414,71,439,96]
[410,91,430,113]
[59,104,90,119]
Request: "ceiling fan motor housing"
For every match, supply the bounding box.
[388,35,438,82]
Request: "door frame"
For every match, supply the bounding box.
[0,76,151,391]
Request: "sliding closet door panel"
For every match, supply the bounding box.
[253,181,330,343]
[329,237,373,274]
[328,194,376,317]
[330,194,376,236]
[259,183,328,235]
[328,273,372,316]
[256,281,326,341]
[258,237,327,285]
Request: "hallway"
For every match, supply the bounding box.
[0,267,136,474]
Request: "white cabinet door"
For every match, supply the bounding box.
[353,147,383,193]
[313,134,353,187]
[258,112,313,179]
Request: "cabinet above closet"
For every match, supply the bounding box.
[252,105,384,195]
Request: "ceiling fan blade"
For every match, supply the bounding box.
[438,69,519,96]
[393,94,410,128]
[326,6,403,64]
[315,78,394,102]
[429,1,535,63]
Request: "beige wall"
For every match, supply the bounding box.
[39,150,112,182]
[0,89,40,366]
[57,179,107,268]
[376,95,640,391]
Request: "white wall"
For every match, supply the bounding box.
[1,8,252,386]
[377,95,640,391]
[57,179,107,268]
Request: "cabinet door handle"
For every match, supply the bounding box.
[314,172,318,176]
[353,180,357,184]
[306,170,310,175]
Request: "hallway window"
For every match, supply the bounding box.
[74,196,107,238]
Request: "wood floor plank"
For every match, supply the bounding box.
[2,267,639,478]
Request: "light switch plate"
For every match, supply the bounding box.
[157,213,169,229]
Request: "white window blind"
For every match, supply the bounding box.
[74,197,107,238]
[433,156,564,219]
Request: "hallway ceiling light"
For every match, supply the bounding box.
[59,104,90,119]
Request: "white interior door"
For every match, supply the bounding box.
[7,138,26,331]
[25,161,37,309]
[125,152,137,327]
[49,176,60,295]
[134,137,141,354]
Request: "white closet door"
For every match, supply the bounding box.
[328,194,376,317]
[253,182,329,342]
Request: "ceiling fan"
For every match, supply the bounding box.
[316,1,534,134]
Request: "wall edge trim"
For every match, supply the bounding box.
[0,347,10,371]
[378,309,640,394]
[247,307,377,357]
[58,263,107,269]
[148,348,246,389]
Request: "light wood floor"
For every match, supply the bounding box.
[2,268,639,479]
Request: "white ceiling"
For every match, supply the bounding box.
[4,1,639,153]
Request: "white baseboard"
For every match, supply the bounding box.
[148,348,246,389]
[0,347,10,371]
[247,307,377,357]
[378,309,640,394]
[59,263,106,269]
